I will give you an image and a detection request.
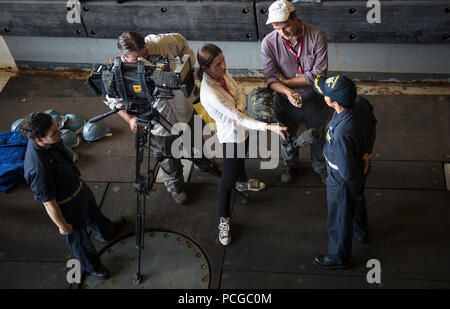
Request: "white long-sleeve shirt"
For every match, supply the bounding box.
[200,71,267,144]
[104,33,195,136]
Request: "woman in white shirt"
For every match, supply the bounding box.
[197,44,287,246]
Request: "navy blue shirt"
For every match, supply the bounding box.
[24,139,81,203]
[323,96,377,181]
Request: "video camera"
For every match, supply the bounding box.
[86,53,195,116]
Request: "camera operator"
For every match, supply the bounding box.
[104,32,199,205]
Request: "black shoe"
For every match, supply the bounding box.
[90,264,111,280]
[354,234,370,244]
[281,166,296,184]
[194,159,210,172]
[313,255,351,270]
[293,128,320,148]
[195,159,221,175]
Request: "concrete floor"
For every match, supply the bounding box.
[0,74,449,289]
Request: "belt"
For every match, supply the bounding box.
[327,160,339,170]
[57,180,83,205]
[324,155,339,171]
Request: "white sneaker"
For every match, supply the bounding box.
[218,217,231,246]
[235,179,267,192]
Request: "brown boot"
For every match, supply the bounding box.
[171,189,189,205]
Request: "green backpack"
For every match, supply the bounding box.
[246,87,277,123]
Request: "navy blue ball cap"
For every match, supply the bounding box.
[313,75,357,108]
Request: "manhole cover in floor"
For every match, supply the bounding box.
[82,230,210,289]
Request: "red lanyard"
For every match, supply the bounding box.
[219,79,235,100]
[206,72,236,101]
[282,23,304,74]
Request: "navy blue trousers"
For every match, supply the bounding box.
[60,182,116,273]
[326,166,368,265]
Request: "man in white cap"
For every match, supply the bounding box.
[261,0,328,184]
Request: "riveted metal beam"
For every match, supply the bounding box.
[80,0,258,41]
[257,0,450,43]
[0,1,449,43]
[0,0,87,38]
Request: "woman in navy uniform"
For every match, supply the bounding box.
[19,112,126,280]
[311,75,377,269]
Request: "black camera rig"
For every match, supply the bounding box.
[86,54,195,120]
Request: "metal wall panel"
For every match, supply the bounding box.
[80,1,258,41]
[0,0,87,37]
[0,0,449,43]
[257,0,450,43]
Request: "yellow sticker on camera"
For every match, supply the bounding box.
[133,85,142,93]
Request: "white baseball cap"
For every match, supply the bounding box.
[266,0,295,25]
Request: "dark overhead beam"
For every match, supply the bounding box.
[1,0,449,43]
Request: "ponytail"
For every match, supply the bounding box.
[196,43,222,82]
[196,66,205,82]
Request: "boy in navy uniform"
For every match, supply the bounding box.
[19,112,126,280]
[312,75,377,269]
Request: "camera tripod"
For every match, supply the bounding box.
[131,107,248,286]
